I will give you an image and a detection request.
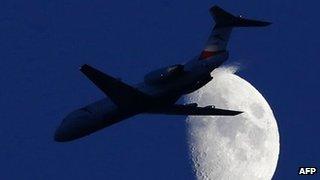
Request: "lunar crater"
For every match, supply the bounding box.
[250,103,265,119]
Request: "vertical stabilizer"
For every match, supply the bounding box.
[199,6,271,60]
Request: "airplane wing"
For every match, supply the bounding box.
[80,64,151,107]
[148,104,242,116]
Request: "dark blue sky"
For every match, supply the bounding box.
[0,0,319,179]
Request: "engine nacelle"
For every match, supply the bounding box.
[144,64,185,85]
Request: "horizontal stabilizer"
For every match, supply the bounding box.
[80,64,150,107]
[148,104,243,116]
[210,6,271,28]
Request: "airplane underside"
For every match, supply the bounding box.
[54,65,242,142]
[54,5,270,142]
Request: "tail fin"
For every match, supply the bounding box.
[199,6,270,60]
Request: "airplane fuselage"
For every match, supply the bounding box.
[54,52,228,142]
[54,5,270,142]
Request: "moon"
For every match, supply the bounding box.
[184,66,280,180]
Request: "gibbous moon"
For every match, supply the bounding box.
[184,67,279,180]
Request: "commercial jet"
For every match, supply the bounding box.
[54,6,270,142]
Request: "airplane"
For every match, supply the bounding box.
[54,5,271,142]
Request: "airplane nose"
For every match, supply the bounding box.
[54,130,63,142]
[54,126,67,142]
[54,120,73,142]
[54,109,94,142]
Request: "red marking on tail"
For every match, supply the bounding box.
[199,50,226,60]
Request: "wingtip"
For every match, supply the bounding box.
[265,22,272,26]
[209,5,230,17]
[229,110,244,116]
[259,21,272,27]
[210,5,223,12]
[79,64,90,71]
[235,111,244,115]
[210,5,220,10]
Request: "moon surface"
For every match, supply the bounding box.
[184,66,279,180]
